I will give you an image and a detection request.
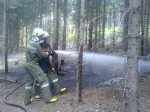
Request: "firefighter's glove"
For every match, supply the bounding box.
[50,50,55,56]
[52,67,56,73]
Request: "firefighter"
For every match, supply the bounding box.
[24,28,58,105]
[34,31,67,99]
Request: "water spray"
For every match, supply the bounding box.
[55,50,78,56]
[54,50,150,74]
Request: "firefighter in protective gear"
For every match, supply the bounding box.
[34,31,67,99]
[24,28,58,105]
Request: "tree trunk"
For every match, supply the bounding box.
[102,0,106,48]
[85,19,87,45]
[84,0,89,46]
[36,0,39,28]
[146,0,150,37]
[98,0,102,45]
[62,0,67,50]
[125,0,141,111]
[39,0,43,28]
[10,19,14,53]
[77,0,81,51]
[3,0,9,73]
[16,22,20,53]
[112,4,115,46]
[52,0,59,71]
[140,0,146,56]
[123,0,129,51]
[94,0,98,51]
[145,0,150,54]
[49,4,52,45]
[77,0,85,102]
[88,0,94,50]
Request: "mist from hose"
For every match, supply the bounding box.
[55,50,78,57]
[55,50,150,74]
[55,50,123,64]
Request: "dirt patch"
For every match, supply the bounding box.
[0,80,118,112]
[1,74,150,112]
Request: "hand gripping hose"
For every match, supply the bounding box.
[3,82,28,112]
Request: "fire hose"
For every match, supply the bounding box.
[3,82,28,112]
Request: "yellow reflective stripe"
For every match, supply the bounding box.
[27,45,36,51]
[41,83,49,88]
[52,78,58,83]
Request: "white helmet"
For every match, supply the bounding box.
[32,28,44,37]
[43,31,50,38]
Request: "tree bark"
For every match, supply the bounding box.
[25,22,28,46]
[88,0,94,50]
[102,0,106,48]
[140,0,146,56]
[36,0,39,28]
[62,0,67,50]
[77,0,81,51]
[39,0,43,28]
[123,0,129,51]
[145,0,150,37]
[112,4,115,46]
[98,0,102,45]
[52,0,59,71]
[3,0,9,73]
[94,0,98,51]
[125,0,141,111]
[77,0,85,102]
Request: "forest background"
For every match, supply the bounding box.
[0,0,150,112]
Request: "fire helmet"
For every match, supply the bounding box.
[32,28,44,37]
[43,31,50,38]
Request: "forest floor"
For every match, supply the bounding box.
[0,47,150,112]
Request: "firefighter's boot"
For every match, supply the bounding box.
[49,97,58,103]
[59,88,67,93]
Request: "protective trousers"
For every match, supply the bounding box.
[34,68,61,95]
[47,68,61,93]
[24,63,52,105]
[34,81,41,96]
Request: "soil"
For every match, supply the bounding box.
[0,80,118,112]
[0,51,150,112]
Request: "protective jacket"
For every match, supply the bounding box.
[26,41,47,63]
[24,41,53,105]
[34,41,61,95]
